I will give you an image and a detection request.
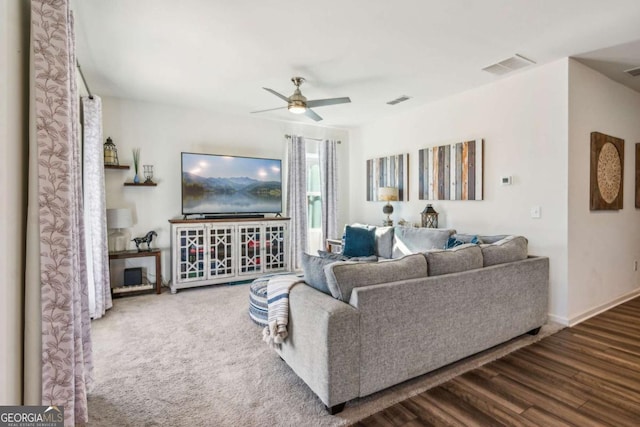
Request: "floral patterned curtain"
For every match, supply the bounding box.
[31,1,93,425]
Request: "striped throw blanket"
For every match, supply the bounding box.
[262,274,304,347]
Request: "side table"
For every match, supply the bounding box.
[109,249,162,296]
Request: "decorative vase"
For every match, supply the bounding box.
[133,174,140,184]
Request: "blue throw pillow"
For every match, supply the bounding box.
[445,237,464,249]
[342,225,376,257]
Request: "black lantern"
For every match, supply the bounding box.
[103,137,119,166]
[421,204,438,228]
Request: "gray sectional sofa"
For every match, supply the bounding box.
[274,226,549,414]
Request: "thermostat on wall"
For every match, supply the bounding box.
[501,176,512,185]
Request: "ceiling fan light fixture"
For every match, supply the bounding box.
[288,102,307,114]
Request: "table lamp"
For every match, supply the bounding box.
[107,208,133,252]
[378,187,399,226]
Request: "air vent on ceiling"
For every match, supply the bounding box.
[482,54,536,75]
[387,95,412,105]
[624,66,640,77]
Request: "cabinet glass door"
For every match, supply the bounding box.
[238,224,263,276]
[207,225,234,279]
[264,223,287,272]
[177,226,206,282]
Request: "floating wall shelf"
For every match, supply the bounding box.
[105,164,130,170]
[124,182,157,187]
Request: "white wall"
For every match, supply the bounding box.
[348,59,570,320]
[102,97,349,285]
[567,59,640,323]
[0,0,28,404]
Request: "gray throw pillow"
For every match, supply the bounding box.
[301,252,336,295]
[375,226,394,259]
[392,226,455,258]
[324,253,428,302]
[426,244,483,276]
[481,235,528,267]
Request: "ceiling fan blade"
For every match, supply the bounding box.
[306,97,351,108]
[251,106,287,114]
[304,108,323,122]
[263,87,290,102]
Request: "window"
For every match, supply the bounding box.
[306,141,323,254]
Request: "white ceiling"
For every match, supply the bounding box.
[72,0,640,129]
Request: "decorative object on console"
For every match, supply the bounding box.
[143,164,154,183]
[132,230,157,251]
[590,132,624,210]
[421,204,439,228]
[366,153,409,202]
[419,139,483,201]
[378,187,399,226]
[103,136,119,166]
[132,148,141,184]
[106,208,133,252]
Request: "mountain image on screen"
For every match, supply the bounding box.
[181,153,282,215]
[183,173,281,197]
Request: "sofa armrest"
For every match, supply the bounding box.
[276,283,360,407]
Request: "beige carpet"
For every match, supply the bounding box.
[88,284,562,426]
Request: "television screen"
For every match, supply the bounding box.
[181,152,282,215]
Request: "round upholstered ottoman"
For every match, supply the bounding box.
[249,277,269,327]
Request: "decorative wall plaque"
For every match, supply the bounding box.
[590,132,624,210]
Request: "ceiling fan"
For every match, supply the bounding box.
[251,77,351,122]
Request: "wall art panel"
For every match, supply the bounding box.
[366,153,409,201]
[419,139,483,200]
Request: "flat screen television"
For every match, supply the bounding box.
[181,152,282,217]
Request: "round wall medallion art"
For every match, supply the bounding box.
[590,132,624,210]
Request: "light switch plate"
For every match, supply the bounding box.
[531,206,541,218]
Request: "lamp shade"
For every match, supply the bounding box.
[378,187,399,202]
[106,208,133,229]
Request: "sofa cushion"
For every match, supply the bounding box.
[426,244,483,276]
[392,226,455,258]
[301,253,336,295]
[481,235,528,266]
[325,253,428,302]
[342,224,376,257]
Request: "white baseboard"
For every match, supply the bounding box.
[567,288,640,326]
[547,313,569,326]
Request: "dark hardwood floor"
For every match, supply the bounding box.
[354,297,640,427]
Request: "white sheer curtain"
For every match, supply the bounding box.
[82,96,112,319]
[319,139,339,242]
[27,2,93,424]
[286,135,308,269]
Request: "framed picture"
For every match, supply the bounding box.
[418,139,483,201]
[590,132,624,210]
[366,153,409,201]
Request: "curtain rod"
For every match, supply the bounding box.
[76,60,93,99]
[285,134,341,144]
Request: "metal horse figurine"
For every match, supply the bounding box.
[132,231,157,251]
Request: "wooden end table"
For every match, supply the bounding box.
[108,248,162,296]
